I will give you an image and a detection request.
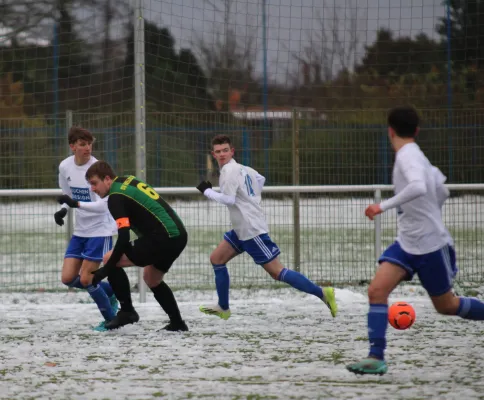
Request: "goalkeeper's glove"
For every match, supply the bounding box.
[54,208,68,226]
[196,180,212,194]
[57,194,79,208]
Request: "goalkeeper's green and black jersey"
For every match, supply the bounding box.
[108,175,186,239]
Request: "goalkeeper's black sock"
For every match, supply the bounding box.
[151,281,183,323]
[107,268,135,312]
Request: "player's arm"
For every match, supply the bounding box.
[58,168,72,210]
[103,194,131,271]
[91,195,131,285]
[433,166,449,208]
[196,166,237,206]
[54,167,71,226]
[203,188,236,206]
[255,172,266,190]
[366,161,426,220]
[379,165,426,212]
[76,197,110,213]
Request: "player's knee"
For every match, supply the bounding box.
[209,253,222,266]
[102,253,111,265]
[62,276,75,287]
[268,269,280,280]
[367,283,390,303]
[434,301,459,315]
[79,274,92,287]
[143,269,162,288]
[62,275,82,288]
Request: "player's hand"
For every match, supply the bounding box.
[365,204,383,221]
[91,266,109,286]
[54,208,68,226]
[57,194,79,208]
[196,180,212,194]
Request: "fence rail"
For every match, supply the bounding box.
[1,185,483,299]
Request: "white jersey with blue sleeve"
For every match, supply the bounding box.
[204,159,268,240]
[379,143,453,254]
[58,155,117,238]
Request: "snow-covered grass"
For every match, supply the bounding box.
[0,286,483,400]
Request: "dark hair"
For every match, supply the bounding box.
[211,134,232,149]
[387,106,420,138]
[68,126,94,144]
[85,160,116,180]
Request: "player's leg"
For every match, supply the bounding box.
[100,244,140,330]
[80,237,119,329]
[418,245,484,320]
[144,266,188,332]
[346,242,411,375]
[61,235,85,289]
[199,231,240,319]
[79,259,116,328]
[262,256,338,318]
[61,258,83,288]
[103,266,139,330]
[143,234,188,332]
[240,233,337,317]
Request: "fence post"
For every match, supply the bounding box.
[374,188,382,266]
[66,110,74,245]
[292,109,301,272]
[134,0,147,303]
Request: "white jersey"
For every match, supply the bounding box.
[380,143,453,254]
[58,155,117,238]
[219,159,269,240]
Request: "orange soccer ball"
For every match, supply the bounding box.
[388,302,416,330]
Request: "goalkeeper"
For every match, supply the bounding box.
[83,160,189,332]
[196,134,337,321]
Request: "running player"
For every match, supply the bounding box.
[346,106,484,375]
[196,134,337,321]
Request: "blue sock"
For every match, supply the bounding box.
[65,275,84,289]
[277,268,323,299]
[213,264,230,310]
[87,284,115,321]
[65,276,114,299]
[368,304,388,360]
[99,281,114,298]
[456,297,484,320]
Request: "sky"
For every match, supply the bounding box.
[0,0,447,83]
[142,0,446,81]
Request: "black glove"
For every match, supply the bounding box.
[196,180,212,194]
[91,266,109,286]
[57,194,79,208]
[54,208,68,226]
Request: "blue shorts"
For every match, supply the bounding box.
[378,241,458,297]
[224,230,281,265]
[64,235,113,262]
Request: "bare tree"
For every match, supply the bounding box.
[195,0,259,109]
[0,0,57,45]
[287,0,361,87]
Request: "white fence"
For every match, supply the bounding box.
[1,185,483,301]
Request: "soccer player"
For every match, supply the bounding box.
[196,135,337,320]
[86,161,189,332]
[55,126,119,331]
[346,106,484,375]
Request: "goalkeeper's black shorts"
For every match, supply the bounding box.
[124,232,187,273]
